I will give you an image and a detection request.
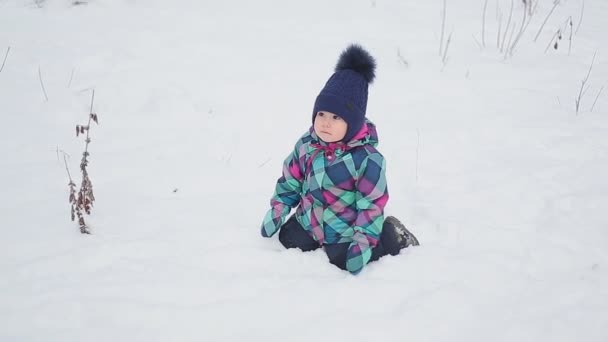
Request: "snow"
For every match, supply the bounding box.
[1,0,607,341]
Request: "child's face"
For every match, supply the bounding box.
[314,111,348,143]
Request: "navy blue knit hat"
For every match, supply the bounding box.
[313,44,376,142]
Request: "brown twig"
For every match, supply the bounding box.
[70,89,99,234]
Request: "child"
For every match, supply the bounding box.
[260,44,419,275]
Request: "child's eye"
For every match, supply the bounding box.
[317,112,325,117]
[332,115,342,120]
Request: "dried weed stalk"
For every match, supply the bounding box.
[67,90,99,234]
[575,52,597,115]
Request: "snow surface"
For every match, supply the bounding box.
[1,0,607,341]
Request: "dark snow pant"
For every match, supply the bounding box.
[278,215,403,271]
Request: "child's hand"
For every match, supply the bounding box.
[345,231,373,274]
[260,205,289,238]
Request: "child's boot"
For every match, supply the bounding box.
[385,216,420,248]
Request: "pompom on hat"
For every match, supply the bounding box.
[312,44,376,142]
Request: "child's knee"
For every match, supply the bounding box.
[278,216,320,252]
[324,243,349,270]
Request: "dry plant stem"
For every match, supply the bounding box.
[0,46,10,73]
[68,67,75,88]
[508,4,531,57]
[504,24,516,59]
[532,0,539,15]
[84,89,95,155]
[501,0,514,53]
[544,29,561,53]
[524,0,531,16]
[62,151,80,228]
[590,86,604,112]
[482,0,488,47]
[496,3,503,49]
[576,51,597,114]
[534,0,561,42]
[38,66,49,102]
[442,31,453,68]
[416,129,420,182]
[62,153,74,184]
[568,17,573,55]
[73,89,98,234]
[575,0,584,35]
[581,83,592,98]
[439,0,447,56]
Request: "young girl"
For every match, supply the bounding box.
[260,44,419,275]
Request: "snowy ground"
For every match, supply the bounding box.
[1,0,607,341]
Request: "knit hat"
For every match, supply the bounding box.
[313,44,376,142]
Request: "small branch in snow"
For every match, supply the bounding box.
[590,86,604,112]
[441,31,453,70]
[69,89,100,234]
[500,0,514,53]
[503,23,516,59]
[507,2,533,58]
[61,151,75,188]
[575,0,585,35]
[38,66,49,102]
[439,0,447,57]
[67,67,76,88]
[56,146,71,163]
[534,0,561,42]
[481,0,488,48]
[568,16,573,55]
[0,46,10,74]
[496,4,503,49]
[544,28,562,53]
[544,16,573,54]
[575,51,597,115]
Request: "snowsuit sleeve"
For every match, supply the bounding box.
[346,152,389,274]
[260,143,304,238]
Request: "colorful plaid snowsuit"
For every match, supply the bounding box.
[261,121,389,274]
